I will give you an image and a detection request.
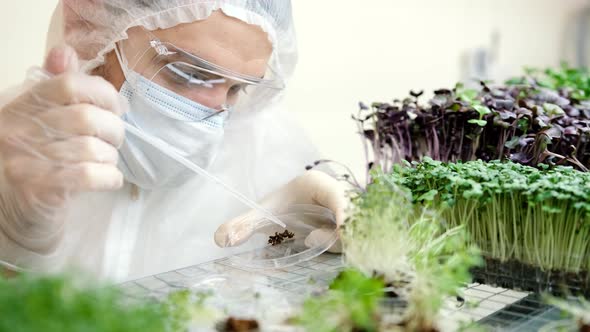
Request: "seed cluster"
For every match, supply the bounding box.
[222,317,259,332]
[268,230,295,246]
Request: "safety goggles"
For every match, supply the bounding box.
[115,28,284,113]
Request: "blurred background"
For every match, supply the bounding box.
[1,0,589,179]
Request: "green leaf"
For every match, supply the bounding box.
[468,119,487,127]
[459,90,479,103]
[517,118,530,132]
[543,103,565,116]
[296,269,383,332]
[537,79,555,89]
[505,77,526,85]
[473,105,492,116]
[330,270,384,294]
[417,189,438,202]
[0,273,201,332]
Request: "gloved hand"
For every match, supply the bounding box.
[0,46,126,254]
[214,170,349,253]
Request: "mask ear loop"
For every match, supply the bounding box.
[114,41,133,84]
[114,32,159,84]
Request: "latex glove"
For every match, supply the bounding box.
[214,170,349,254]
[0,46,126,254]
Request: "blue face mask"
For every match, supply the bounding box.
[118,71,228,189]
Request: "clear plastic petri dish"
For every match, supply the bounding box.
[227,204,338,269]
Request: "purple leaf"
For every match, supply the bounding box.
[434,89,453,95]
[364,130,376,140]
[563,126,578,135]
[494,99,515,110]
[545,126,563,138]
[498,110,517,120]
[410,90,424,98]
[565,107,580,117]
[516,107,533,117]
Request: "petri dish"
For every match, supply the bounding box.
[227,204,338,269]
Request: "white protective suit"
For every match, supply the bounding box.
[0,0,321,282]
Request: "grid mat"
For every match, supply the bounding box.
[120,253,566,331]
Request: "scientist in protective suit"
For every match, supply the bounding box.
[0,0,346,281]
